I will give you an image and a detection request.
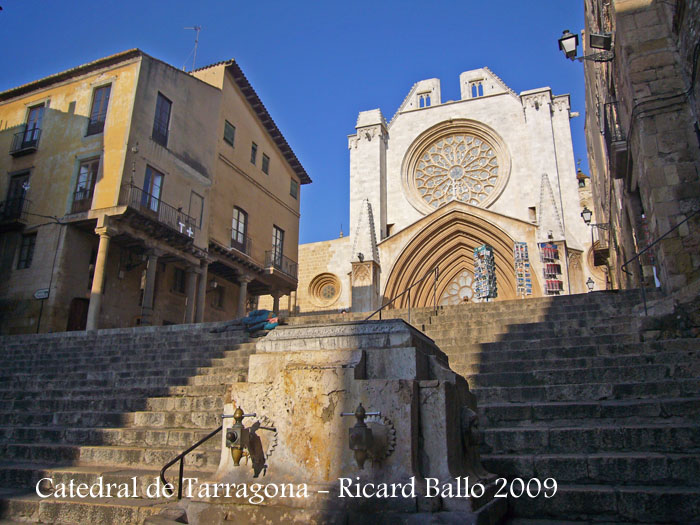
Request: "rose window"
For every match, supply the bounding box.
[439,270,482,305]
[415,134,499,208]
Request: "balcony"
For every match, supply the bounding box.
[603,102,628,179]
[591,223,610,266]
[231,233,252,257]
[118,183,196,246]
[0,197,30,230]
[71,188,95,214]
[265,250,298,280]
[10,128,41,157]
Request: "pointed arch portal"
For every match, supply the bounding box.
[383,209,525,308]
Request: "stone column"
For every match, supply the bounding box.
[140,252,159,326]
[238,274,253,318]
[195,260,208,323]
[184,266,197,324]
[271,290,281,314]
[86,227,112,331]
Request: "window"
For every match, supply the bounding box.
[272,225,284,265]
[152,93,172,146]
[72,158,100,213]
[4,173,29,221]
[232,207,248,253]
[17,233,36,269]
[224,120,236,146]
[172,267,186,294]
[290,179,298,199]
[262,153,270,174]
[250,142,257,164]
[470,81,484,98]
[142,166,164,212]
[22,104,44,147]
[211,286,225,308]
[87,84,111,135]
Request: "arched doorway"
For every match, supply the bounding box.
[383,208,525,308]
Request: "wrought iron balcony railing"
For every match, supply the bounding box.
[0,197,31,223]
[86,118,106,136]
[231,233,252,256]
[10,128,41,156]
[265,250,298,279]
[71,188,95,214]
[603,102,628,178]
[119,183,196,237]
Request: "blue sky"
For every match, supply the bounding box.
[0,1,586,244]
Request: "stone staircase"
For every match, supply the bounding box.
[0,323,254,524]
[418,290,700,523]
[289,290,700,523]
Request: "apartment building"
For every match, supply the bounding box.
[0,49,310,334]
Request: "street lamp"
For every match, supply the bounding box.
[586,277,595,292]
[558,30,614,62]
[581,206,593,225]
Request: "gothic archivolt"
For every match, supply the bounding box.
[383,208,520,308]
[308,273,341,307]
[403,120,511,215]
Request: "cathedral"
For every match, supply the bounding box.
[294,68,601,314]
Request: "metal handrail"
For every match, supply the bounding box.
[231,233,252,256]
[365,266,439,324]
[10,128,41,154]
[119,183,196,235]
[265,250,298,279]
[0,197,31,222]
[160,425,222,500]
[621,207,700,315]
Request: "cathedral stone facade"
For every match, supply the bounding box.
[295,68,596,313]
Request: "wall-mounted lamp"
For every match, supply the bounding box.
[581,206,593,225]
[559,29,614,62]
[209,278,218,289]
[586,277,595,292]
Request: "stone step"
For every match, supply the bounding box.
[425,321,632,339]
[0,426,221,450]
[0,462,215,496]
[0,335,251,356]
[7,395,226,414]
[432,332,640,349]
[2,351,254,374]
[465,363,697,389]
[481,423,700,455]
[479,397,700,428]
[481,452,700,486]
[0,362,250,385]
[508,483,700,523]
[0,489,170,524]
[0,372,244,391]
[0,383,234,401]
[0,409,220,429]
[424,314,635,331]
[472,378,700,403]
[0,443,219,469]
[440,338,700,361]
[450,349,700,375]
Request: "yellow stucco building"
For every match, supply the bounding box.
[0,49,310,334]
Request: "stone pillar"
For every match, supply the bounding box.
[86,227,112,331]
[140,252,159,326]
[238,274,252,318]
[195,260,208,323]
[184,266,197,324]
[351,260,381,313]
[271,290,282,314]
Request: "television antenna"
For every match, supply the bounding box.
[183,25,202,71]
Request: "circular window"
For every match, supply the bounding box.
[309,273,341,307]
[439,270,482,305]
[403,120,510,214]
